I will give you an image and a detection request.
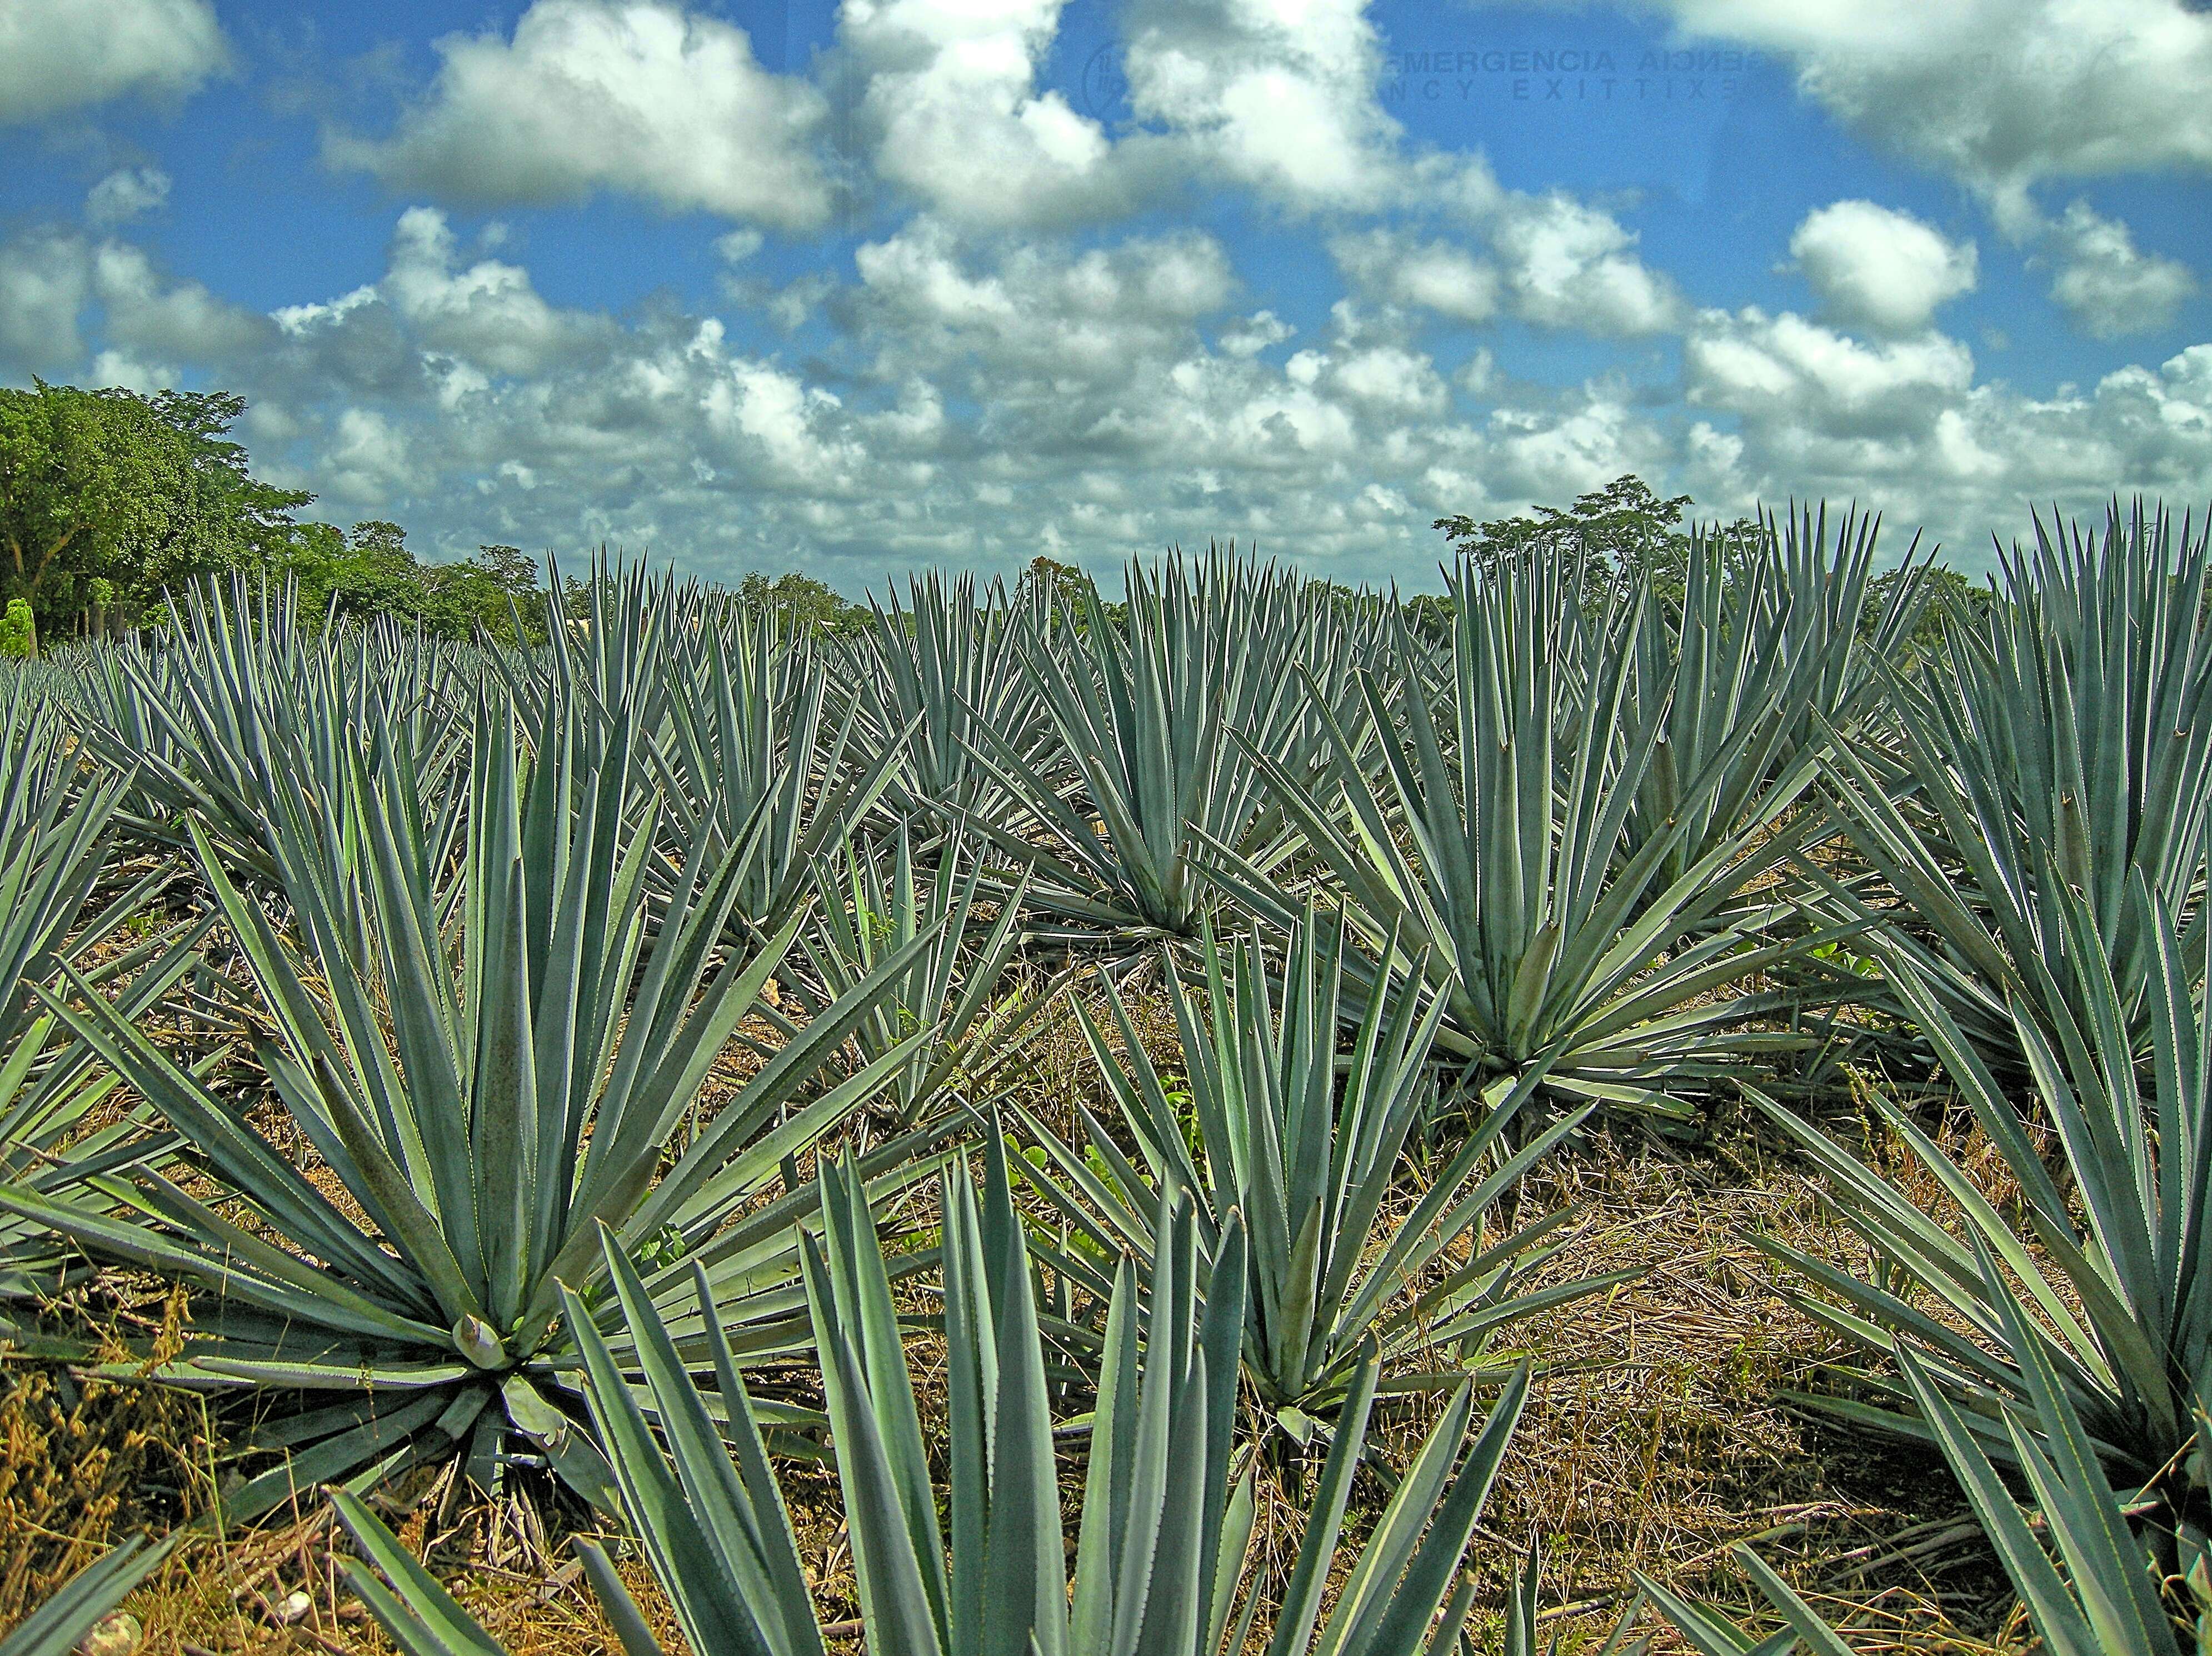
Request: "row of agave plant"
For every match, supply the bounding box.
[0,498,2206,1654]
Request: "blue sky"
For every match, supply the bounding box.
[3,0,2210,592]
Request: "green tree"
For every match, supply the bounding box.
[1862,561,1993,668]
[283,519,423,626]
[736,569,867,635]
[282,523,545,643]
[1017,553,1088,608]
[0,381,311,636]
[417,544,545,644]
[1434,474,1757,607]
[0,599,32,659]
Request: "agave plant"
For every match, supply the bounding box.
[67,576,475,884]
[1209,554,1838,1120]
[0,678,947,1518]
[852,569,1055,828]
[652,600,908,937]
[0,680,205,1298]
[790,825,1058,1130]
[1,683,141,1039]
[0,932,221,1302]
[1752,874,2209,1490]
[0,1535,175,1656]
[1641,1264,2204,1655]
[1018,904,1629,1434]
[1812,501,2212,1068]
[338,1128,1539,1656]
[970,553,1372,942]
[1620,506,1928,889]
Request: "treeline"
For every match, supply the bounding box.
[0,381,555,652]
[4,378,1995,659]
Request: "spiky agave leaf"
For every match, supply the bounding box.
[1640,1253,2191,1656]
[1017,903,1632,1429]
[1811,500,2212,1070]
[1620,504,1929,892]
[0,678,214,1300]
[0,925,224,1303]
[1207,553,1844,1121]
[970,552,1377,943]
[0,678,144,1050]
[653,601,910,938]
[0,674,951,1518]
[851,569,1055,829]
[66,574,475,888]
[1751,872,2211,1487]
[337,1125,1539,1656]
[0,1535,175,1656]
[791,824,1060,1130]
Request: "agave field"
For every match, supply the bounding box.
[2,503,2211,1656]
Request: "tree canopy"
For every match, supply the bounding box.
[0,382,549,650]
[1433,474,1761,608]
[0,381,311,644]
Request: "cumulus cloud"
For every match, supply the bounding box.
[848,217,1235,382]
[378,209,607,377]
[1632,1,2212,210]
[1686,306,1976,433]
[1330,199,1682,337]
[0,0,227,126]
[835,0,1144,227]
[92,242,271,362]
[1675,272,2212,552]
[86,167,173,227]
[0,222,285,379]
[12,188,2212,591]
[324,408,416,504]
[1490,193,1685,336]
[1218,311,1296,357]
[0,232,91,372]
[1789,199,1978,334]
[1119,0,1421,212]
[1332,230,1500,322]
[2044,200,2198,338]
[330,0,832,227]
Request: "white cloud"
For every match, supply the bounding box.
[1686,306,1976,432]
[331,0,832,227]
[1328,344,1449,414]
[850,217,1235,382]
[0,0,227,126]
[1332,230,1500,322]
[325,408,416,504]
[380,208,603,377]
[1627,2,2212,209]
[836,0,1142,227]
[0,224,272,378]
[714,228,765,265]
[92,242,270,362]
[1681,308,2212,558]
[2044,200,2198,338]
[1789,199,1978,334]
[0,231,89,372]
[1332,199,1683,337]
[1490,193,1685,336]
[1219,310,1295,357]
[1486,389,1666,499]
[13,198,2212,593]
[701,348,865,492]
[86,167,173,227]
[1120,0,1415,212]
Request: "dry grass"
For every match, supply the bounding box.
[0,962,2045,1654]
[1471,1127,2023,1652]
